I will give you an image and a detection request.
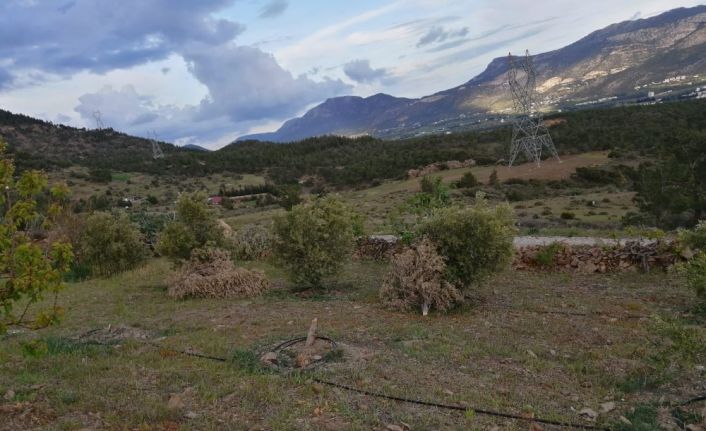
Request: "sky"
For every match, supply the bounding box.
[0,0,703,149]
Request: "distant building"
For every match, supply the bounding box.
[208,196,223,205]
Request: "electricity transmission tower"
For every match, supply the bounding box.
[507,50,559,167]
[150,131,165,160]
[92,110,105,130]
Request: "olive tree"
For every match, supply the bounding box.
[1,139,73,333]
[271,196,361,287]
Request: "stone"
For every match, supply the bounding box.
[600,402,616,413]
[579,408,598,420]
[260,352,278,366]
[3,389,15,401]
[167,394,184,410]
[619,416,632,426]
[184,411,199,420]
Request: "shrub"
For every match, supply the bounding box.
[157,192,225,261]
[167,247,270,299]
[560,211,576,220]
[380,238,462,315]
[534,243,563,267]
[456,172,478,188]
[80,211,148,277]
[678,220,706,252]
[684,252,706,302]
[418,193,516,290]
[233,224,272,261]
[271,196,361,287]
[276,184,302,210]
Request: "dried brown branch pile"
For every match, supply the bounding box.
[168,248,270,299]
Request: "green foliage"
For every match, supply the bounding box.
[633,131,706,228]
[560,211,576,220]
[418,193,516,290]
[88,167,112,183]
[0,139,74,333]
[233,224,272,261]
[535,243,563,267]
[277,184,302,210]
[271,196,362,287]
[157,192,224,261]
[683,252,706,303]
[79,211,148,277]
[614,404,660,431]
[678,220,706,251]
[456,172,478,188]
[489,169,499,186]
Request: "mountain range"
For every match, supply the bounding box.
[241,5,706,142]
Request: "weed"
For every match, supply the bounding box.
[614,404,659,431]
[231,349,265,374]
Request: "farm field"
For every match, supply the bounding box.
[1,260,704,430]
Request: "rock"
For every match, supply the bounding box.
[527,350,538,359]
[260,352,278,366]
[600,402,616,413]
[579,408,598,421]
[443,389,454,395]
[549,349,557,356]
[3,389,15,401]
[311,383,324,394]
[167,394,184,410]
[685,425,703,431]
[619,416,632,426]
[530,423,544,431]
[184,411,199,420]
[312,355,323,361]
[386,425,404,431]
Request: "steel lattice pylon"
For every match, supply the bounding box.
[150,131,165,160]
[507,50,559,167]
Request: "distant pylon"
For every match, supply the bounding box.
[507,50,559,167]
[150,131,164,159]
[92,110,105,130]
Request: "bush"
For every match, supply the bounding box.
[80,211,148,277]
[456,172,478,188]
[271,196,361,287]
[157,192,225,261]
[380,238,462,315]
[684,252,706,303]
[167,247,270,299]
[678,220,706,252]
[534,243,563,267]
[233,224,272,261]
[418,193,516,290]
[560,211,576,220]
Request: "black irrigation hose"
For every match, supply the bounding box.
[70,331,706,430]
[311,377,611,431]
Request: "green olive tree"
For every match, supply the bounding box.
[1,139,73,333]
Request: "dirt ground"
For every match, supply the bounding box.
[1,260,704,430]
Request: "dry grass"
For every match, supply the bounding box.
[1,258,704,430]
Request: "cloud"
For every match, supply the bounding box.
[343,59,392,84]
[0,0,244,77]
[259,0,289,18]
[184,43,351,121]
[416,25,469,47]
[0,68,13,90]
